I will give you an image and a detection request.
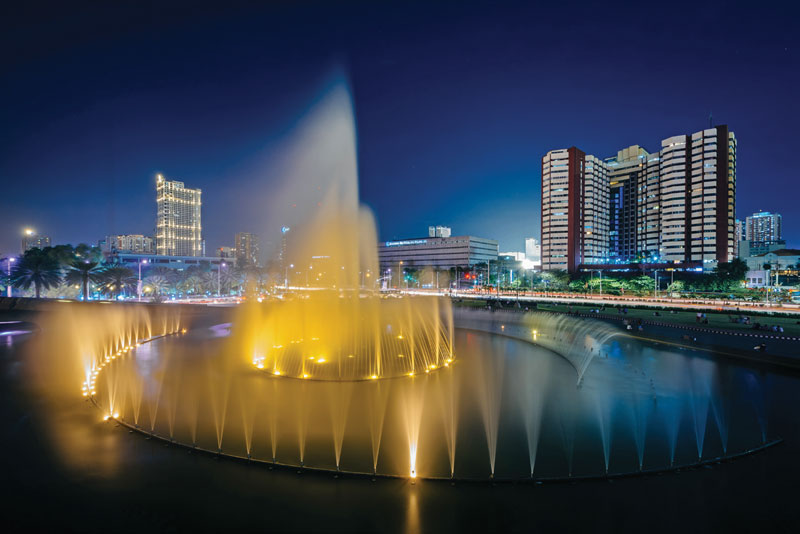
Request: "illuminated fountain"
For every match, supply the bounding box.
[26,79,778,483]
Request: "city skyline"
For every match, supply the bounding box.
[2,1,798,257]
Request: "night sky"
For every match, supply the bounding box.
[1,0,798,258]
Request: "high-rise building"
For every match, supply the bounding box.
[235,232,260,266]
[541,126,737,272]
[155,174,202,257]
[20,228,51,253]
[524,238,541,267]
[745,211,782,242]
[103,234,155,254]
[734,219,744,257]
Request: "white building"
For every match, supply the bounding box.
[156,174,202,257]
[428,226,451,238]
[525,238,541,268]
[104,234,155,254]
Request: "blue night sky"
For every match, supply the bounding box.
[1,0,798,258]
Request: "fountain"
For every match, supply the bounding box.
[23,79,780,483]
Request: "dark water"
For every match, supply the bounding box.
[2,319,800,532]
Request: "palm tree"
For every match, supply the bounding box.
[11,249,62,298]
[200,271,218,293]
[65,259,104,301]
[144,275,170,296]
[100,266,136,299]
[180,275,204,295]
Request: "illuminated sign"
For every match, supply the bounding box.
[385,239,427,247]
[281,226,291,234]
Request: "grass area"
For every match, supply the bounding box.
[450,298,800,337]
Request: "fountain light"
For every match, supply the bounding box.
[103,415,110,421]
[273,370,281,376]
[316,358,326,364]
[113,412,119,418]
[398,354,404,358]
[370,375,378,380]
[410,469,416,479]
[303,374,309,378]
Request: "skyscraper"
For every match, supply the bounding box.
[541,126,737,272]
[235,232,260,266]
[155,174,202,257]
[745,211,782,242]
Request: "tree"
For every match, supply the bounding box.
[100,266,136,299]
[178,275,203,295]
[541,270,570,290]
[11,248,62,298]
[667,280,685,294]
[714,258,749,288]
[65,259,104,301]
[144,275,170,296]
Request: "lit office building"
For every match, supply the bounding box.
[541,126,737,272]
[20,229,51,253]
[745,211,782,242]
[103,234,155,254]
[235,232,260,266]
[378,231,498,269]
[155,174,202,257]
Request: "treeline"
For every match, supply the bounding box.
[2,245,272,300]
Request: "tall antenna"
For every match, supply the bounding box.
[709,111,713,128]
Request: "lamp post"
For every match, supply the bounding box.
[218,262,226,296]
[137,259,148,302]
[3,257,15,297]
[653,269,660,299]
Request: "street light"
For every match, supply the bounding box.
[218,262,226,296]
[137,259,148,302]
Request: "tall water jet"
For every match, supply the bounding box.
[689,358,713,460]
[435,367,458,478]
[328,381,353,469]
[516,351,550,476]
[401,377,427,479]
[475,338,505,477]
